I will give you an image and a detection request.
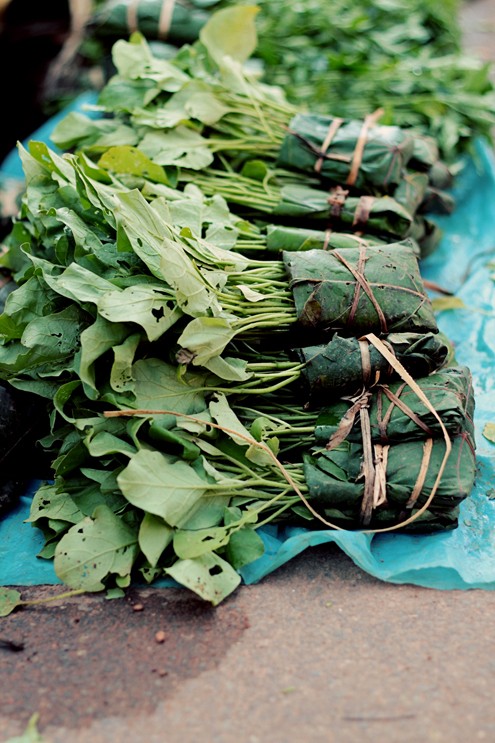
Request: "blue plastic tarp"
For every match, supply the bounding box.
[0,102,494,590]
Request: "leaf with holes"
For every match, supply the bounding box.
[164,553,241,605]
[54,505,139,591]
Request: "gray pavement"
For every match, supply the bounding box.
[2,2,495,741]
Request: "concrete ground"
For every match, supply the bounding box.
[2,2,495,741]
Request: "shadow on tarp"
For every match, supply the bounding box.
[0,97,494,591]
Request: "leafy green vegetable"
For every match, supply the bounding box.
[0,588,22,617]
[4,713,48,743]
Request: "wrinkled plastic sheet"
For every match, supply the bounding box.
[0,107,494,590]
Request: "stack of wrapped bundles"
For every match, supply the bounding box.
[0,8,478,602]
[51,25,454,257]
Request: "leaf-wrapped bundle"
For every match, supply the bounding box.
[284,243,437,336]
[303,433,476,531]
[294,332,450,400]
[89,0,213,44]
[314,366,475,445]
[278,112,415,191]
[264,225,389,253]
[274,185,413,238]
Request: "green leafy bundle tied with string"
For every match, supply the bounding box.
[283,242,437,338]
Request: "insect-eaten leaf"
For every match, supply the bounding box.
[54,505,139,591]
[164,553,241,605]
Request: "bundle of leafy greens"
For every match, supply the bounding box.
[249,0,495,162]
[1,142,440,390]
[22,359,475,602]
[292,332,451,401]
[0,3,480,606]
[0,124,459,602]
[313,366,475,445]
[70,0,495,164]
[88,0,220,46]
[51,17,453,220]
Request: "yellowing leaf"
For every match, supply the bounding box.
[431,296,466,312]
[200,6,259,66]
[98,145,170,184]
[483,423,495,444]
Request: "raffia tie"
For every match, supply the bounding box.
[333,247,389,335]
[325,334,452,529]
[376,384,434,442]
[346,108,384,186]
[327,185,349,219]
[314,117,345,174]
[313,108,383,183]
[352,195,376,231]
[324,393,390,526]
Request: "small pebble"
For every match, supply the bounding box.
[132,603,144,612]
[155,631,166,643]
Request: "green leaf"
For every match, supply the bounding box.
[105,587,126,600]
[138,512,173,567]
[164,553,241,605]
[20,305,86,370]
[110,333,140,393]
[173,525,231,559]
[177,316,236,366]
[111,33,188,92]
[0,275,57,340]
[209,392,255,446]
[27,484,84,526]
[98,146,170,185]
[51,111,138,150]
[131,357,210,427]
[43,262,118,305]
[148,422,201,460]
[54,505,139,591]
[117,449,209,525]
[179,495,230,530]
[200,6,259,66]
[140,127,214,170]
[225,527,265,570]
[98,285,182,341]
[202,354,252,381]
[0,588,22,617]
[483,423,495,444]
[79,316,129,397]
[85,431,136,458]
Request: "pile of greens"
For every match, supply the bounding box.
[0,4,481,605]
[66,0,495,163]
[0,131,467,603]
[50,14,457,256]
